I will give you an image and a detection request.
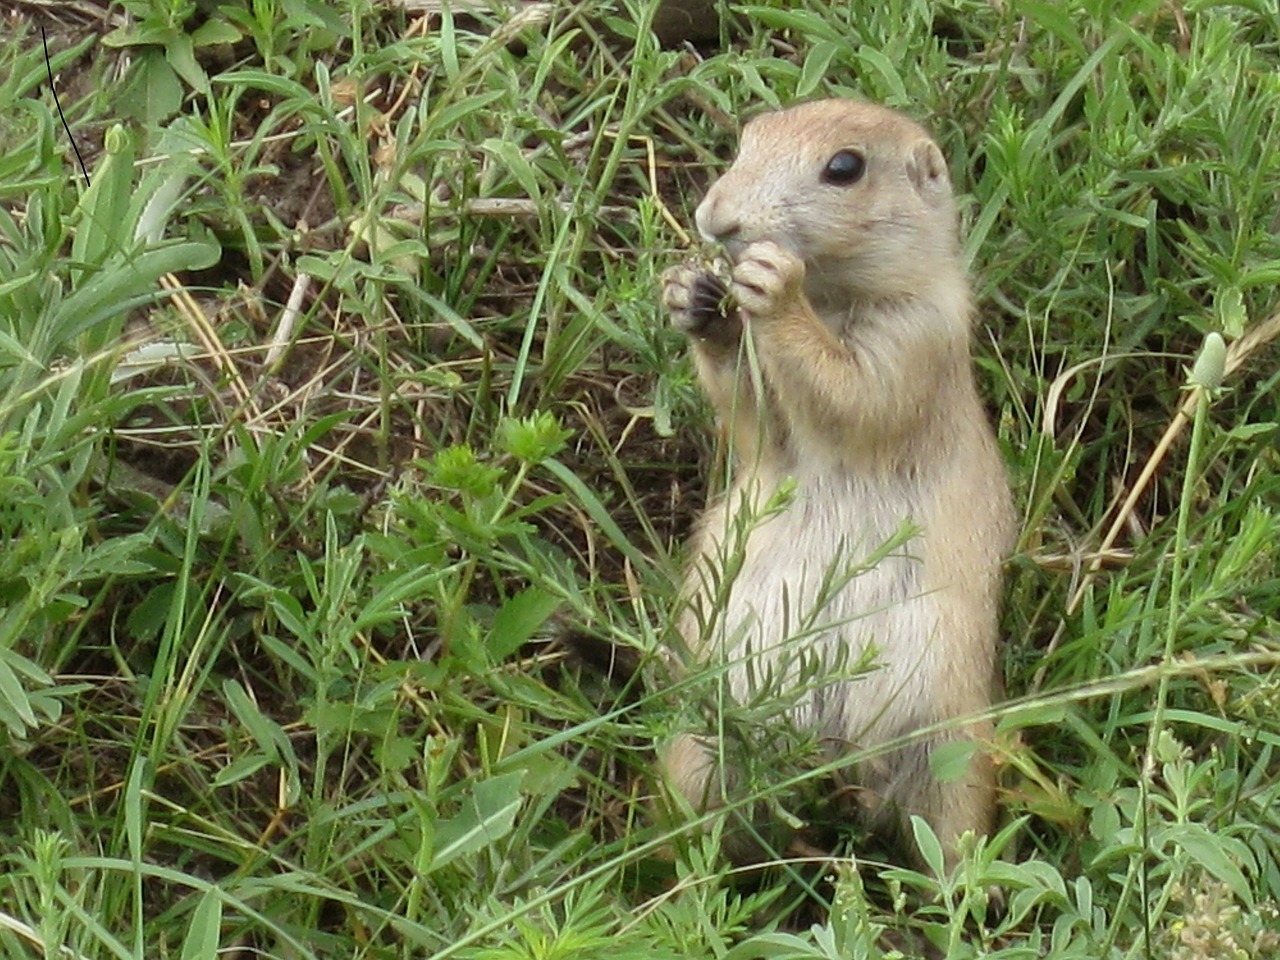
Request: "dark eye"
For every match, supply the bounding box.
[822,149,866,185]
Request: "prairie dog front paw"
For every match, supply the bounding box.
[662,263,739,346]
[730,241,806,319]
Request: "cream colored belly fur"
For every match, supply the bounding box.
[683,467,943,753]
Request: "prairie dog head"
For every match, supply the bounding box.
[695,99,963,303]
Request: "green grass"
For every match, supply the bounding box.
[2,0,1279,957]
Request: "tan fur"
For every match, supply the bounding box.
[660,99,1015,864]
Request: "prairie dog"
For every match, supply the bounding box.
[660,99,1015,863]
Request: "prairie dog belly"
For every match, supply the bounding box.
[684,470,944,749]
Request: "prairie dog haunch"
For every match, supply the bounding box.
[661,99,1015,863]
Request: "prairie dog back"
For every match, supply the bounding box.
[660,98,1015,864]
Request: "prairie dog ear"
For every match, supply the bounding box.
[906,139,950,199]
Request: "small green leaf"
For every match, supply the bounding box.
[1224,422,1277,440]
[125,757,149,864]
[542,457,654,575]
[1166,822,1254,907]
[909,815,946,877]
[998,699,1067,729]
[0,655,37,734]
[722,931,821,960]
[116,50,183,123]
[429,772,525,873]
[71,124,136,281]
[489,587,561,661]
[192,19,242,46]
[375,733,420,774]
[59,239,221,346]
[797,41,841,99]
[1015,0,1086,56]
[180,888,222,960]
[854,46,908,103]
[222,679,283,761]
[163,32,210,94]
[481,139,542,204]
[1190,331,1227,390]
[212,754,273,788]
[930,739,978,784]
[740,8,843,44]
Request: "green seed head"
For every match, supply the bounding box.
[1190,332,1227,390]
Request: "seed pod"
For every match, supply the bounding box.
[1191,332,1227,390]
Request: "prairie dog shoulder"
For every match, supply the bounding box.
[659,98,1015,864]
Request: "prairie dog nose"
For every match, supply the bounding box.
[694,188,742,245]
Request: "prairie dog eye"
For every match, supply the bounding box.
[822,149,866,185]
